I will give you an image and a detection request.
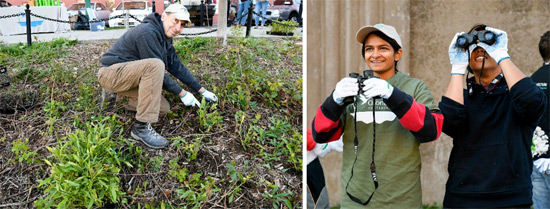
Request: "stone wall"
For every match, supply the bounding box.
[306,0,550,206]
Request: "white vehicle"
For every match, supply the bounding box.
[108,1,152,27]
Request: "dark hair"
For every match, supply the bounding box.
[361,31,402,70]
[468,24,487,33]
[539,31,550,62]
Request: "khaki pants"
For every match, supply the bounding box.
[97,58,170,123]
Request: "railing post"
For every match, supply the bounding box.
[245,2,253,37]
[199,0,204,27]
[152,0,156,13]
[25,4,31,47]
[226,0,230,26]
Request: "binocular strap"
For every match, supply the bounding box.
[345,97,379,206]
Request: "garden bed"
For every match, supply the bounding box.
[0,36,302,208]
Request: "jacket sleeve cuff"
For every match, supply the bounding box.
[384,87,412,117]
[321,91,348,121]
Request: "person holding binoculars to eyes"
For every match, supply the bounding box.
[439,24,546,208]
[310,23,443,208]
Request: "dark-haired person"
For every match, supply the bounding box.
[311,23,443,208]
[98,4,218,149]
[306,128,342,209]
[440,24,546,208]
[530,30,550,209]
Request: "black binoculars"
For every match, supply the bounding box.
[456,30,496,49]
[343,70,378,103]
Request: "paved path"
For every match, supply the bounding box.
[0,25,302,44]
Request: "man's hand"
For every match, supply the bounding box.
[534,158,550,175]
[333,77,359,105]
[477,27,510,64]
[201,90,218,102]
[449,32,470,75]
[362,78,394,99]
[180,92,200,107]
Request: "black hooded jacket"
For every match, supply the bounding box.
[100,13,202,96]
[439,76,546,208]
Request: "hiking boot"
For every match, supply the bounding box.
[130,121,169,149]
[100,87,117,111]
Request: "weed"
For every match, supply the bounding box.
[225,160,253,203]
[197,98,223,132]
[175,172,220,208]
[246,116,302,171]
[11,138,39,164]
[262,181,293,209]
[230,24,245,37]
[35,116,129,209]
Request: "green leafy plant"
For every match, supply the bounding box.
[261,181,293,209]
[225,160,254,203]
[197,98,223,132]
[35,117,129,209]
[175,172,220,208]
[269,20,299,35]
[11,138,39,164]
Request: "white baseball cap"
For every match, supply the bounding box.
[164,3,191,23]
[355,23,402,48]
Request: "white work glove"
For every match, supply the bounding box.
[448,32,470,75]
[362,78,394,99]
[313,139,343,157]
[180,92,200,107]
[201,90,218,102]
[332,77,359,105]
[477,27,510,64]
[534,158,550,175]
[306,150,317,165]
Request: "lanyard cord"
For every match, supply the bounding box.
[345,96,378,205]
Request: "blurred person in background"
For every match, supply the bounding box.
[253,0,268,28]
[530,30,550,209]
[306,128,343,209]
[235,0,251,26]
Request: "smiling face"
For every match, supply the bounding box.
[161,13,187,38]
[363,33,402,79]
[469,46,498,71]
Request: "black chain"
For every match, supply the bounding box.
[6,11,234,37]
[126,14,142,23]
[29,12,139,24]
[251,11,298,27]
[181,29,218,36]
[0,13,23,19]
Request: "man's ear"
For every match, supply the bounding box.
[394,48,403,61]
[161,12,167,21]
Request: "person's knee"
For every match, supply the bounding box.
[143,58,165,77]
